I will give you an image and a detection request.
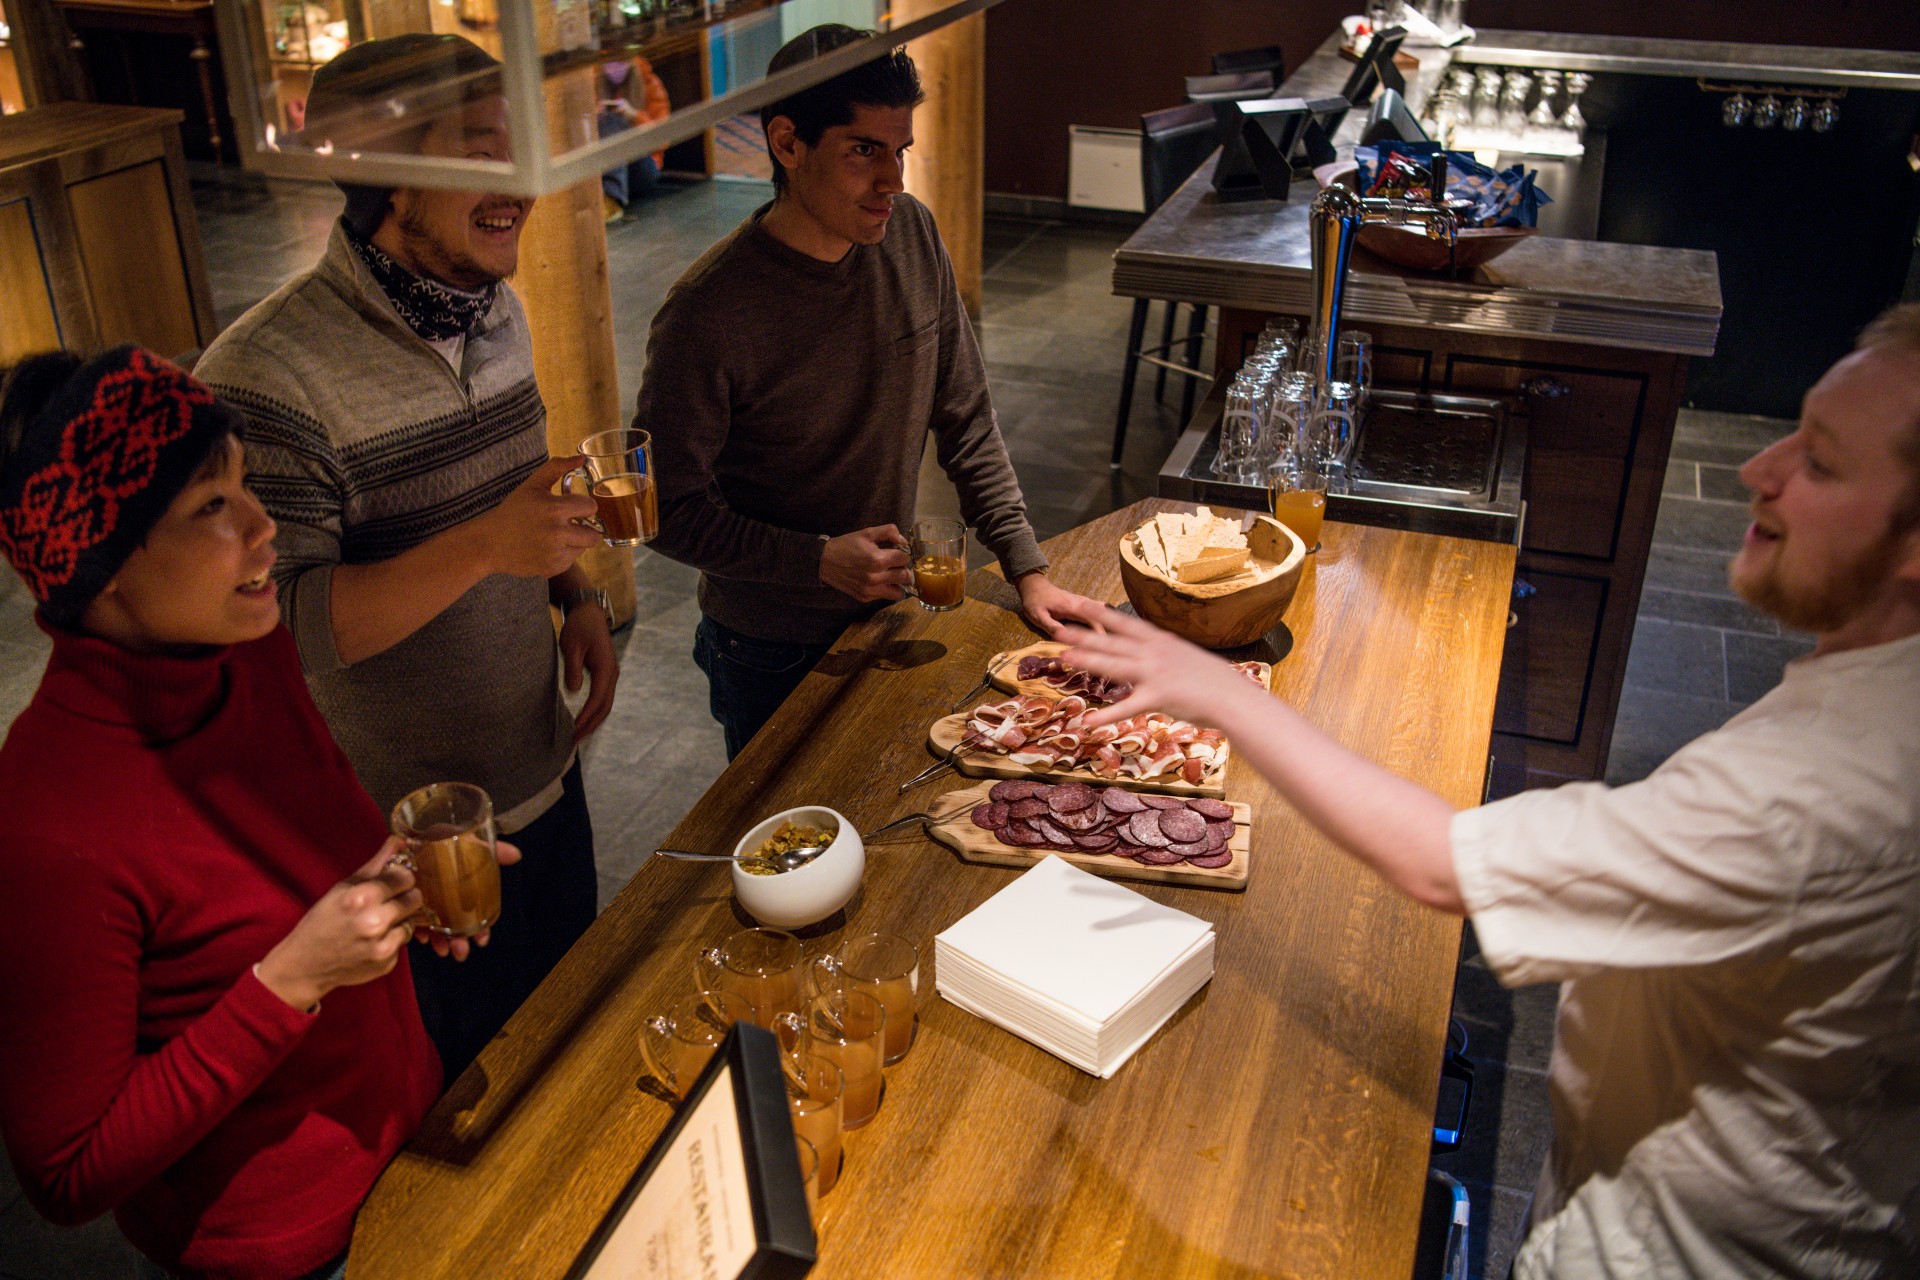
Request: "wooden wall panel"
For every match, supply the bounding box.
[64,158,198,357]
[0,197,62,360]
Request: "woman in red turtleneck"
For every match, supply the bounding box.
[0,349,507,1280]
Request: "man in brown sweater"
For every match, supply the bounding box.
[634,25,1094,757]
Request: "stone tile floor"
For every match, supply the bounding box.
[0,166,1807,1280]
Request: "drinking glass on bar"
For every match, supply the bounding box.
[1264,372,1317,475]
[564,427,657,546]
[776,988,887,1129]
[793,1135,820,1222]
[1214,374,1263,484]
[809,932,920,1065]
[1336,331,1373,419]
[389,782,501,938]
[785,1053,844,1196]
[638,989,754,1099]
[1313,381,1362,487]
[1270,454,1329,554]
[695,926,805,1029]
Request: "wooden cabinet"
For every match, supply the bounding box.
[1217,308,1690,795]
[0,102,216,365]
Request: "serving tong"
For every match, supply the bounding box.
[948,651,1015,712]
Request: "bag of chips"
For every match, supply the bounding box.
[1352,141,1551,228]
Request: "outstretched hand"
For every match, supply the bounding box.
[1012,572,1105,638]
[1053,601,1261,729]
[413,840,523,962]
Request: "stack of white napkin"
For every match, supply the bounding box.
[934,856,1215,1078]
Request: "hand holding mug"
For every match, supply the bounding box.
[473,457,599,578]
[256,837,423,1011]
[819,524,910,603]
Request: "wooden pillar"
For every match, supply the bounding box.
[901,4,984,321]
[512,52,636,624]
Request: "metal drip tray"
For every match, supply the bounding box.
[1159,388,1527,543]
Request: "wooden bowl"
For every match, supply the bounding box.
[1118,514,1306,650]
[1312,163,1537,273]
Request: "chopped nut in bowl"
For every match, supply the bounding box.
[731,806,864,929]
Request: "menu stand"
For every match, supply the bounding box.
[567,1023,815,1280]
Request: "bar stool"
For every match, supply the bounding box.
[1111,102,1220,469]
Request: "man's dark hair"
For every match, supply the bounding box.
[302,34,503,236]
[760,25,924,192]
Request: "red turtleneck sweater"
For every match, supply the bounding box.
[0,622,440,1279]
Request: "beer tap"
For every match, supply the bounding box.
[1304,155,1458,390]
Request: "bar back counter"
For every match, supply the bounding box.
[1116,31,1730,795]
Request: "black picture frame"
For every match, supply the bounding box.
[1336,26,1409,116]
[1210,95,1347,203]
[566,1023,815,1280]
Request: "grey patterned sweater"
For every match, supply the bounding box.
[194,222,572,816]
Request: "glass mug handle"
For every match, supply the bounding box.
[560,468,606,535]
[772,1010,809,1062]
[895,540,920,601]
[381,847,434,931]
[806,952,842,998]
[693,945,727,995]
[638,1014,680,1096]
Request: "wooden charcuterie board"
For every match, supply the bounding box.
[986,641,1274,700]
[927,712,1229,799]
[919,782,1251,890]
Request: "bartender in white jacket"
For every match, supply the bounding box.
[1060,304,1920,1279]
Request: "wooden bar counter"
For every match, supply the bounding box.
[351,500,1515,1279]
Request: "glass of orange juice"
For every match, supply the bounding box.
[1270,456,1328,553]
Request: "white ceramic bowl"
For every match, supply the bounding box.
[730,806,864,930]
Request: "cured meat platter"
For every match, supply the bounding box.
[920,780,1251,889]
[927,702,1231,798]
[987,640,1273,703]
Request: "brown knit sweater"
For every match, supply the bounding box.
[632,194,1047,644]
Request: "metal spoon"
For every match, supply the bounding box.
[652,835,834,874]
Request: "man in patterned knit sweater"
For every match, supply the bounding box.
[195,35,618,1081]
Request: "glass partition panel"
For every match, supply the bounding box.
[218,0,999,196]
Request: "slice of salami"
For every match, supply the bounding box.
[1001,821,1043,846]
[994,779,1043,801]
[1009,797,1050,820]
[1167,838,1211,858]
[1157,809,1207,843]
[1186,849,1235,869]
[1188,798,1234,820]
[1100,788,1148,813]
[1050,783,1096,813]
[1055,805,1102,832]
[969,803,1007,830]
[1205,827,1230,853]
[1135,846,1183,865]
[1072,832,1118,852]
[1139,794,1186,810]
[1034,817,1076,845]
[1127,811,1174,847]
[1205,818,1235,841]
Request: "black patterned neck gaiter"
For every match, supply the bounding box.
[342,219,498,342]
